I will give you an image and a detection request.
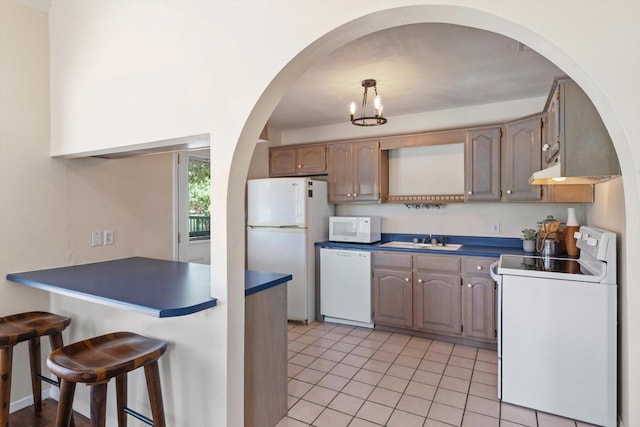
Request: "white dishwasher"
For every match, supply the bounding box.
[320,248,373,328]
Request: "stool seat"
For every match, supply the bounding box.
[0,311,72,426]
[47,332,167,383]
[0,311,71,347]
[48,332,167,427]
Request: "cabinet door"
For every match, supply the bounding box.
[462,275,496,342]
[372,268,413,328]
[504,116,542,201]
[465,127,501,201]
[414,272,461,335]
[269,147,297,177]
[352,140,380,201]
[543,89,560,165]
[327,143,354,202]
[297,145,326,175]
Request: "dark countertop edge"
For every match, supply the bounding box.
[245,270,292,297]
[6,272,218,318]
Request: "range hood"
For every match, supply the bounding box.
[529,162,619,185]
[529,76,621,186]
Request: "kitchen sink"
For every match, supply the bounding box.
[380,241,462,251]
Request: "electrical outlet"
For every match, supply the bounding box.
[491,222,500,234]
[104,230,114,245]
[91,230,103,247]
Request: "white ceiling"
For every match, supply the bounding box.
[269,23,565,130]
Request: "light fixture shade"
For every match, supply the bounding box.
[350,79,387,126]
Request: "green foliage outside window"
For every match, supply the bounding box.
[189,159,210,215]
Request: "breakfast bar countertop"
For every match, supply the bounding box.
[6,257,292,318]
[7,257,217,318]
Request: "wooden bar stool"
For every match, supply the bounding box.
[0,311,72,426]
[47,331,168,427]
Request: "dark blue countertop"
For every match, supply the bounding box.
[7,257,217,318]
[245,270,292,296]
[7,257,293,318]
[316,233,529,258]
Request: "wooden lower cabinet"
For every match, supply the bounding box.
[414,272,462,335]
[462,275,496,341]
[372,251,497,344]
[461,257,497,342]
[372,268,413,328]
[372,252,413,328]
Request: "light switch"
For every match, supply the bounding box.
[91,231,103,247]
[104,230,114,245]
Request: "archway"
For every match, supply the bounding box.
[224,4,636,426]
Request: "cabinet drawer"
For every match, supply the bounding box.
[373,251,413,269]
[462,257,496,276]
[414,254,460,273]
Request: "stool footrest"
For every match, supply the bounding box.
[124,407,154,426]
[37,374,60,388]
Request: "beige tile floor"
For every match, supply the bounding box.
[278,321,600,427]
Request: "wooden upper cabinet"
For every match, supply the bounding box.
[465,127,502,201]
[269,145,326,177]
[327,143,354,202]
[269,147,297,177]
[297,145,327,175]
[353,140,381,201]
[327,140,383,203]
[503,115,543,202]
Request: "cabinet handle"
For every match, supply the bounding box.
[507,190,512,194]
[347,193,351,197]
[405,278,410,282]
[418,279,423,283]
[354,193,358,197]
[298,164,301,168]
[467,191,473,195]
[476,265,483,270]
[467,283,472,288]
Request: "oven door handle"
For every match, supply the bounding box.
[490,260,500,282]
[490,259,502,400]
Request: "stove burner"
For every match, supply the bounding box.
[501,255,593,276]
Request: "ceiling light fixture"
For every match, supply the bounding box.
[349,79,387,126]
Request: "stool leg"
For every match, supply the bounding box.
[90,382,107,427]
[49,333,76,427]
[56,379,76,427]
[144,361,166,427]
[115,374,127,427]
[0,346,13,427]
[28,338,42,413]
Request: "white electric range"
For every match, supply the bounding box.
[491,226,617,427]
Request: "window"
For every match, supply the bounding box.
[188,157,210,240]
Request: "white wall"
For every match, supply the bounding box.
[0,0,59,404]
[0,1,178,415]
[44,2,640,426]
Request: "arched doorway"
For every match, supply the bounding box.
[222,4,636,426]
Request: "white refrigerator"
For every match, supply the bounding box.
[247,178,334,323]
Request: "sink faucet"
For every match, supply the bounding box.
[428,235,447,246]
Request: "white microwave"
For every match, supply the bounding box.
[329,216,381,243]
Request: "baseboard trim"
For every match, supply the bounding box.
[9,389,52,414]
